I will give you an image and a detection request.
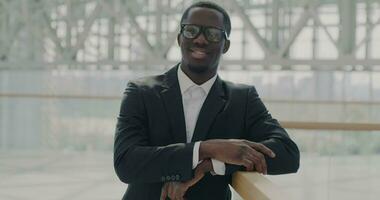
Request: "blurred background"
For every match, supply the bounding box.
[0,0,379,199]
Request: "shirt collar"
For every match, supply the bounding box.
[177,64,217,95]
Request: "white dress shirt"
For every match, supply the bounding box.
[177,66,225,175]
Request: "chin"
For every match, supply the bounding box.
[188,64,210,74]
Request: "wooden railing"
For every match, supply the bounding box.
[281,121,380,131]
[231,172,287,200]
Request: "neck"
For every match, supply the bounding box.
[180,64,217,85]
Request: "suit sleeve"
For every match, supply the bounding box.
[226,86,300,175]
[114,82,194,184]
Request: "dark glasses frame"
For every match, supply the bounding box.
[180,24,229,43]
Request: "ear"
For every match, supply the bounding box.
[177,34,181,46]
[223,39,230,53]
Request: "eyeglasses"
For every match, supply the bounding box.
[180,24,228,43]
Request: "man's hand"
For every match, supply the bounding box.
[200,139,275,174]
[160,159,212,200]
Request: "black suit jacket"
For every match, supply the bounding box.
[114,64,300,200]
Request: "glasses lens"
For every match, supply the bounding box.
[182,25,200,39]
[205,28,223,42]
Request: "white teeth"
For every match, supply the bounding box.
[194,51,205,55]
[191,50,207,59]
[190,48,207,59]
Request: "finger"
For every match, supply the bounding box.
[252,151,267,174]
[259,152,267,174]
[242,157,254,171]
[160,183,168,200]
[244,150,263,173]
[168,183,175,200]
[253,157,263,173]
[259,151,268,174]
[248,142,275,158]
[246,141,274,157]
[174,184,185,200]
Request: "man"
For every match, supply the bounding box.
[114,1,299,200]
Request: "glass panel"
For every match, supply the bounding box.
[268,130,380,200]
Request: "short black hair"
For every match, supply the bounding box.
[180,1,231,37]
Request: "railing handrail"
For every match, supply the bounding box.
[1,92,380,131]
[231,172,287,200]
[281,121,380,131]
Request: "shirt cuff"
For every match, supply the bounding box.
[192,141,201,169]
[210,159,226,175]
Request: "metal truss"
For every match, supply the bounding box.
[0,0,379,71]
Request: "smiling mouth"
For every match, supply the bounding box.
[190,48,208,59]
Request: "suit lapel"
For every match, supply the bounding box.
[160,64,187,143]
[191,77,226,142]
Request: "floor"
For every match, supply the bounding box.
[0,151,379,200]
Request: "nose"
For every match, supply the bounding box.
[192,32,208,45]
